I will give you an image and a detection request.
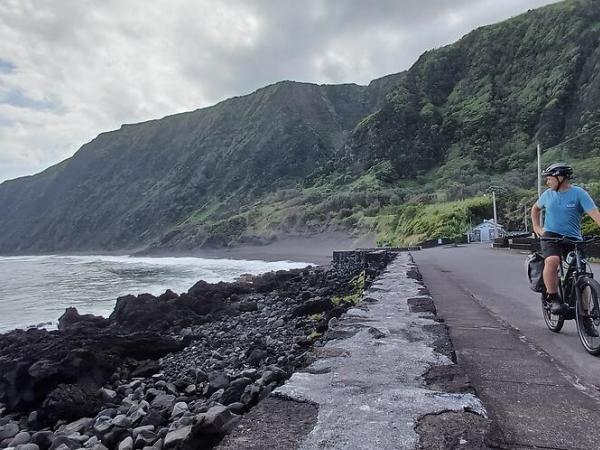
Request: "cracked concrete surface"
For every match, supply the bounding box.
[273,254,488,450]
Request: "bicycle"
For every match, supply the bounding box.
[538,236,600,355]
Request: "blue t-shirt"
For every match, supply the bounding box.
[537,185,597,239]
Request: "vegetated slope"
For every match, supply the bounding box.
[0,76,401,253]
[336,0,600,244]
[344,0,600,188]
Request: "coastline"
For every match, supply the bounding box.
[142,233,377,266]
[0,232,377,267]
[0,249,393,450]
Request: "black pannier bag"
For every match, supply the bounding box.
[526,252,545,292]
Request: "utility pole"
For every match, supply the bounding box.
[492,190,498,240]
[537,143,544,231]
[524,204,528,233]
[537,143,542,199]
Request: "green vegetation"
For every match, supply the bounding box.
[375,197,492,246]
[307,330,323,340]
[332,271,366,306]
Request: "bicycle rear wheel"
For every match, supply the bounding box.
[575,277,600,356]
[541,292,564,332]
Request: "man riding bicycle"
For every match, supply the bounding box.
[531,163,600,320]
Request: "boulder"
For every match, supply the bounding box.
[132,426,154,440]
[59,417,94,435]
[247,349,267,367]
[98,388,117,404]
[16,444,40,450]
[0,423,19,440]
[220,378,252,405]
[39,384,101,426]
[117,436,133,450]
[191,405,240,442]
[206,373,229,395]
[9,432,31,447]
[170,403,188,419]
[31,431,54,450]
[162,426,192,450]
[101,427,130,449]
[92,416,113,441]
[150,395,175,414]
[139,409,166,428]
[240,383,261,407]
[90,444,109,450]
[58,308,109,331]
[48,436,80,450]
[134,430,157,448]
[292,298,333,316]
[112,415,132,429]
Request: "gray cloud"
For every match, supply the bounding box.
[0,0,558,183]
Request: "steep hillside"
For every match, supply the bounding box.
[0,77,403,253]
[344,0,600,189]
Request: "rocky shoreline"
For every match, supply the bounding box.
[0,250,395,450]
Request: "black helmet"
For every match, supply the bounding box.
[542,162,573,179]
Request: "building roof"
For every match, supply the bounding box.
[472,219,504,230]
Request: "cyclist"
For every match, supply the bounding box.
[531,163,600,322]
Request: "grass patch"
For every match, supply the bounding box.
[332,271,367,306]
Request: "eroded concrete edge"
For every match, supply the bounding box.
[271,253,494,450]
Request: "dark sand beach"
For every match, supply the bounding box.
[150,232,377,266]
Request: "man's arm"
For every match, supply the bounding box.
[586,208,600,229]
[531,203,544,237]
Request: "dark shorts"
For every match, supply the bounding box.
[540,231,576,259]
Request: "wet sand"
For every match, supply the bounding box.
[166,233,376,266]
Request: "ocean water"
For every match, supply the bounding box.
[0,254,312,333]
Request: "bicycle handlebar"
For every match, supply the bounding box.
[539,235,600,245]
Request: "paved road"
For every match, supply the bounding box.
[414,244,600,387]
[414,244,600,449]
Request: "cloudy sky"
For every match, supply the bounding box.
[0,0,558,183]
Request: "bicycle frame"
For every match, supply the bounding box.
[543,237,595,309]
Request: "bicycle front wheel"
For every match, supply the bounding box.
[575,276,600,356]
[542,292,564,333]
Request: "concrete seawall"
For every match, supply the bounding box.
[220,253,494,449]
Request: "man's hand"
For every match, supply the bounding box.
[587,208,600,229]
[533,225,544,237]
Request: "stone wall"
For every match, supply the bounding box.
[332,249,398,279]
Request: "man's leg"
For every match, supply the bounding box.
[543,255,560,294]
[543,255,565,314]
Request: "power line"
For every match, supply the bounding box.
[542,122,600,154]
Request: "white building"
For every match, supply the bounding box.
[469,219,505,242]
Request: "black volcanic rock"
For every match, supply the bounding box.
[58,307,109,330]
[292,297,334,317]
[0,250,396,450]
[0,327,183,415]
[109,286,249,331]
[110,294,185,330]
[39,384,101,425]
